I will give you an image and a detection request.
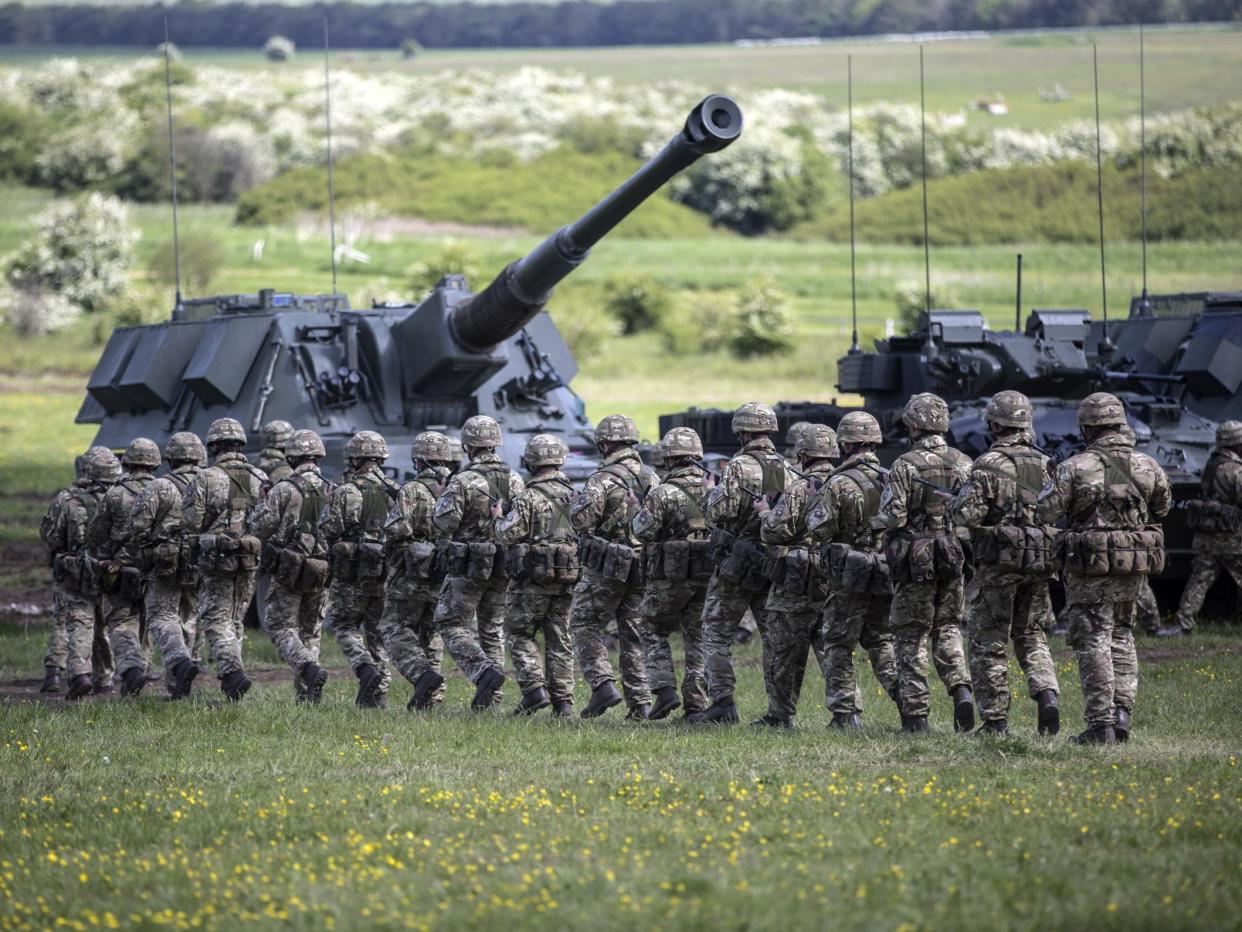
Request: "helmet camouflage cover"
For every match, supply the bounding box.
[731,401,778,434]
[122,437,161,468]
[1216,420,1242,447]
[165,431,206,464]
[594,414,640,445]
[985,390,1033,430]
[795,423,839,460]
[461,415,502,449]
[261,419,295,448]
[1077,392,1127,428]
[524,433,567,468]
[345,430,390,461]
[285,429,326,460]
[82,446,122,483]
[902,393,950,433]
[660,426,703,460]
[836,411,883,445]
[412,430,455,463]
[206,417,247,446]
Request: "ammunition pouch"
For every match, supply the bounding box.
[55,554,99,596]
[764,546,824,599]
[52,553,73,586]
[76,554,102,597]
[274,548,329,593]
[1185,499,1242,534]
[117,565,145,602]
[403,540,438,580]
[465,541,498,581]
[508,542,580,585]
[973,524,1061,577]
[437,540,469,578]
[886,530,964,585]
[149,540,181,579]
[708,527,737,565]
[581,533,639,584]
[717,536,769,593]
[643,540,712,584]
[356,541,387,582]
[199,533,261,577]
[330,541,359,583]
[1062,527,1165,577]
[825,542,891,595]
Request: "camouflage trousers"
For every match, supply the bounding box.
[379,577,443,696]
[965,569,1058,724]
[765,607,824,723]
[100,591,147,678]
[196,569,252,678]
[702,570,772,705]
[145,575,198,674]
[1175,551,1242,633]
[62,587,114,688]
[330,580,391,698]
[1136,578,1159,635]
[263,580,326,691]
[568,566,651,710]
[44,586,68,672]
[505,581,575,706]
[640,579,708,715]
[817,589,899,716]
[890,576,970,719]
[433,575,507,701]
[1066,597,1137,729]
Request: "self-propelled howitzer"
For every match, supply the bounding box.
[77,95,743,480]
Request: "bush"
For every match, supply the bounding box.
[148,231,225,293]
[400,38,423,60]
[263,36,296,62]
[551,302,618,362]
[0,103,48,184]
[0,287,81,336]
[408,241,485,296]
[727,279,795,359]
[894,280,961,332]
[603,274,671,335]
[105,285,167,328]
[657,292,731,355]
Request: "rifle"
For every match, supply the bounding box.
[852,460,957,501]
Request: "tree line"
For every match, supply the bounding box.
[0,0,1237,50]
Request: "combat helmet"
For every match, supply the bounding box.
[796,424,839,461]
[345,430,389,462]
[122,437,161,469]
[461,415,502,449]
[985,390,1033,430]
[731,401,778,434]
[1077,392,1127,428]
[837,412,882,446]
[784,421,815,456]
[286,429,326,460]
[206,418,247,447]
[902,393,950,433]
[660,426,703,461]
[82,446,122,484]
[412,431,454,464]
[1216,420,1242,448]
[595,414,640,445]
[262,419,294,449]
[165,432,206,465]
[524,433,567,468]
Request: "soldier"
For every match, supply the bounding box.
[87,438,160,697]
[381,431,456,711]
[632,427,712,721]
[494,434,579,717]
[757,423,838,727]
[783,421,817,460]
[431,415,518,710]
[250,429,332,704]
[877,393,977,734]
[950,391,1060,736]
[808,412,900,729]
[48,447,120,700]
[39,466,86,694]
[322,431,399,708]
[182,417,264,702]
[567,414,658,719]
[125,432,206,700]
[256,420,295,483]
[1039,392,1171,743]
[692,401,796,725]
[1165,420,1242,637]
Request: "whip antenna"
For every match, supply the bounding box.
[1015,253,1023,332]
[1092,43,1113,359]
[847,54,860,354]
[919,45,932,315]
[323,17,339,295]
[161,17,182,310]
[1139,23,1149,303]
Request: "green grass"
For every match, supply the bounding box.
[0,621,1239,928]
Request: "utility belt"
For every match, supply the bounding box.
[198,532,263,578]
[885,529,965,585]
[59,553,146,601]
[708,527,769,593]
[1185,500,1242,535]
[436,539,507,583]
[972,524,1061,577]
[398,540,442,584]
[762,545,826,599]
[330,539,388,585]
[823,542,891,596]
[643,539,713,585]
[505,541,581,585]
[142,539,202,588]
[1061,527,1166,577]
[580,533,641,585]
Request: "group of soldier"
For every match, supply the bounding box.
[37,385,1242,745]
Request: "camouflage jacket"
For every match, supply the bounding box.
[807,451,886,552]
[53,482,110,559]
[1037,432,1172,531]
[181,452,269,542]
[433,452,524,543]
[1193,448,1242,555]
[88,472,156,565]
[951,432,1050,530]
[321,464,400,546]
[878,434,972,534]
[256,448,292,484]
[761,460,835,549]
[570,447,656,546]
[705,437,796,541]
[125,464,201,552]
[384,465,450,573]
[632,464,709,544]
[250,462,332,551]
[495,469,576,546]
[40,482,84,562]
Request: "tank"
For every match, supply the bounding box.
[77,95,743,482]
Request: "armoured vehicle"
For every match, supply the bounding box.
[78,95,743,482]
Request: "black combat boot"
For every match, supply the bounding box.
[951,684,975,733]
[40,667,63,694]
[221,670,252,703]
[470,666,506,711]
[648,686,681,721]
[829,712,862,730]
[901,714,930,734]
[625,704,651,722]
[67,674,93,701]
[1113,706,1131,743]
[580,680,623,719]
[1155,624,1187,638]
[1036,689,1060,736]
[975,719,1008,736]
[688,698,740,725]
[1070,724,1116,745]
[513,686,552,716]
[750,714,793,729]
[169,659,199,701]
[119,666,147,698]
[551,699,574,718]
[298,661,328,705]
[355,663,383,708]
[408,669,445,711]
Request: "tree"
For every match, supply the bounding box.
[401,38,424,60]
[728,279,795,358]
[263,35,296,62]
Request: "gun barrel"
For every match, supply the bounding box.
[450,94,743,351]
[1045,365,1185,386]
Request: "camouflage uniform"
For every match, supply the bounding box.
[39,483,77,691]
[495,440,578,714]
[878,394,974,730]
[1038,393,1172,741]
[950,392,1060,733]
[255,420,294,484]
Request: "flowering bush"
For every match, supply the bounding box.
[728,279,795,358]
[263,36,296,63]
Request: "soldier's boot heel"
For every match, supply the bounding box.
[513,686,551,716]
[169,659,199,701]
[40,667,63,694]
[900,714,930,734]
[409,670,446,711]
[690,698,739,726]
[1036,689,1060,736]
[471,667,506,711]
[119,666,147,698]
[581,680,623,719]
[750,714,792,729]
[1155,624,1187,638]
[951,685,975,733]
[625,704,651,722]
[221,670,251,703]
[550,699,574,718]
[1070,725,1116,745]
[67,674,93,701]
[828,712,862,730]
[1113,706,1131,743]
[299,662,328,705]
[355,663,383,708]
[648,686,681,721]
[975,718,1008,736]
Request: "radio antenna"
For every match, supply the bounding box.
[847,54,860,354]
[919,45,932,315]
[161,17,183,310]
[1139,23,1149,303]
[323,17,339,295]
[1092,43,1113,360]
[1015,253,1023,332]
